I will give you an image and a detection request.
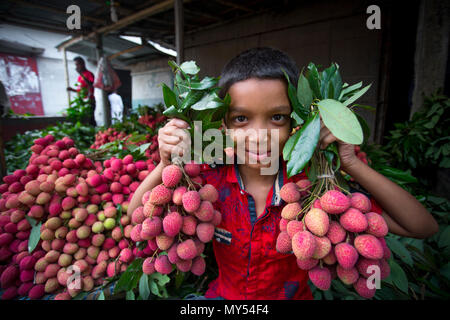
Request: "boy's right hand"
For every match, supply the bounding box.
[158,118,191,166]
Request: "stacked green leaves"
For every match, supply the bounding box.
[283,62,372,178]
[162,61,230,163]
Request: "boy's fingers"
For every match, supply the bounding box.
[320,133,336,149]
[174,119,189,129]
[224,147,234,159]
[160,134,180,145]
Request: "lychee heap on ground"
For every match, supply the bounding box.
[276,180,391,299]
[133,162,221,278]
[0,134,161,300]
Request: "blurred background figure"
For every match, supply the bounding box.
[108,90,124,124]
[67,56,96,126]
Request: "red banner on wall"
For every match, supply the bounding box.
[0,53,44,116]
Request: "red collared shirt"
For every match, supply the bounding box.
[77,70,94,100]
[198,158,384,300]
[199,158,314,300]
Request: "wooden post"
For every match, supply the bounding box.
[63,48,71,107]
[174,0,184,64]
[96,34,111,127]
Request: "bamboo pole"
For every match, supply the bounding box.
[174,0,184,64]
[63,48,71,107]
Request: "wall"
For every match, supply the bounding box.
[129,58,173,109]
[0,24,96,116]
[411,0,450,116]
[183,0,384,142]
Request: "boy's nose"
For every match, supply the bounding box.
[246,128,270,151]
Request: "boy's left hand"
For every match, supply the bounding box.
[319,121,359,170]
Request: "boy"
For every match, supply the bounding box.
[128,47,438,300]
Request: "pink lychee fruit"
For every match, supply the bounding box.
[349,192,372,213]
[162,164,182,188]
[304,208,329,236]
[281,202,302,220]
[308,266,331,291]
[365,212,388,237]
[353,277,376,299]
[280,182,300,203]
[275,231,292,254]
[162,211,183,237]
[335,242,359,270]
[336,265,359,285]
[319,190,350,214]
[296,257,319,270]
[291,230,316,260]
[150,184,172,205]
[325,221,347,244]
[354,234,384,260]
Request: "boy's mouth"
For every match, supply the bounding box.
[246,149,272,162]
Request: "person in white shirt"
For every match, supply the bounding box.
[108,90,124,124]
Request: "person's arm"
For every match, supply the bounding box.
[127,161,165,215]
[343,158,438,238]
[127,118,190,216]
[319,122,439,239]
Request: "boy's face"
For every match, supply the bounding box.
[224,78,292,171]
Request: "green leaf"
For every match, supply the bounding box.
[180,61,200,75]
[352,104,376,112]
[331,64,343,100]
[342,84,372,107]
[168,60,179,72]
[282,69,307,121]
[149,279,161,297]
[191,92,223,111]
[387,259,409,294]
[180,91,204,110]
[175,271,185,289]
[97,291,105,300]
[283,129,300,161]
[438,226,450,249]
[162,83,178,109]
[126,290,135,300]
[139,274,150,300]
[286,113,321,178]
[339,81,362,100]
[377,166,418,184]
[150,272,171,287]
[138,143,151,154]
[162,105,191,123]
[317,99,364,145]
[26,217,42,253]
[306,63,322,99]
[440,262,450,280]
[290,111,304,126]
[297,72,313,111]
[320,63,337,99]
[114,258,144,294]
[179,76,218,90]
[385,237,414,267]
[355,113,371,143]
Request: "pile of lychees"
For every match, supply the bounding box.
[0,134,159,300]
[276,180,391,299]
[130,161,221,277]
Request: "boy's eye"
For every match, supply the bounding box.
[272,114,286,121]
[234,115,247,123]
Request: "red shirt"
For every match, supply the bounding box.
[199,157,384,300]
[77,70,95,100]
[199,157,313,300]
